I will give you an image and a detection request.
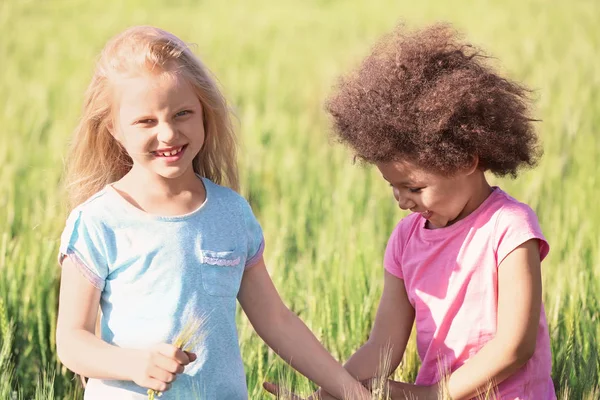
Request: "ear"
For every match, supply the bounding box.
[106,117,122,142]
[464,155,480,176]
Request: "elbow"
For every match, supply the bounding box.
[55,330,69,367]
[516,342,536,365]
[56,328,76,371]
[507,339,536,367]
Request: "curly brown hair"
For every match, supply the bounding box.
[325,23,542,177]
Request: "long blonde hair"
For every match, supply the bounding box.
[64,26,239,211]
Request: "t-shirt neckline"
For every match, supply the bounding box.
[104,175,210,222]
[419,186,501,240]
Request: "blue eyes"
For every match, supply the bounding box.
[134,110,191,125]
[175,110,191,117]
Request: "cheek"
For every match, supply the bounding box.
[122,130,147,148]
[422,192,446,211]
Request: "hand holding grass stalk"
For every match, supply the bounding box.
[263,382,374,400]
[363,378,442,400]
[263,382,329,400]
[264,373,443,400]
[147,316,207,400]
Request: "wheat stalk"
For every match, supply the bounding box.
[147,316,208,400]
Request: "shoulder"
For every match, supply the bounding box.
[65,187,114,228]
[384,213,422,259]
[202,178,260,226]
[383,213,421,279]
[491,189,541,229]
[60,188,115,262]
[203,178,245,205]
[489,188,548,262]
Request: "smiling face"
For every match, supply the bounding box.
[112,71,205,183]
[375,159,487,229]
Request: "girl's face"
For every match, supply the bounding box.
[113,72,205,182]
[376,159,483,229]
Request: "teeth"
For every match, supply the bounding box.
[157,147,182,157]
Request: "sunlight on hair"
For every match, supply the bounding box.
[64,26,239,212]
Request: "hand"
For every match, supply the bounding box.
[264,382,340,400]
[263,382,308,399]
[364,378,440,400]
[129,343,197,392]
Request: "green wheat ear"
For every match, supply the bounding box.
[147,315,208,400]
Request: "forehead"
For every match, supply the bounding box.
[375,159,438,183]
[115,72,198,115]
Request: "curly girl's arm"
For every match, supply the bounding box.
[443,239,543,400]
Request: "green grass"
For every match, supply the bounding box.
[1,0,599,398]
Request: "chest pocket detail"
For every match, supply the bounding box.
[199,250,244,297]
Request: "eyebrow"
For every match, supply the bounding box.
[396,180,419,186]
[383,176,416,186]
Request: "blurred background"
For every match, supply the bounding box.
[0,0,598,398]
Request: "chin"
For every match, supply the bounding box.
[429,218,450,229]
[153,168,190,180]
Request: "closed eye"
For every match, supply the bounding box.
[408,187,424,193]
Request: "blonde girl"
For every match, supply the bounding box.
[56,26,371,400]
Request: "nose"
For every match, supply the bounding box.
[156,122,177,143]
[393,187,415,210]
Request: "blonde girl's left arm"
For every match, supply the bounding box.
[237,257,371,400]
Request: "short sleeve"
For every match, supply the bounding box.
[384,222,404,279]
[58,210,109,290]
[238,197,265,269]
[495,203,549,266]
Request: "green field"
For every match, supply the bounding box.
[1,0,598,398]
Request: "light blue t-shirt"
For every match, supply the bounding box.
[59,177,264,400]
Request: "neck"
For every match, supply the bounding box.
[112,166,206,216]
[115,164,206,208]
[456,172,493,222]
[124,165,201,198]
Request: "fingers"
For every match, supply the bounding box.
[153,352,185,375]
[148,363,177,384]
[145,378,172,393]
[141,343,196,391]
[263,382,280,395]
[362,377,395,398]
[185,350,197,362]
[361,377,375,390]
[262,382,305,400]
[156,343,194,365]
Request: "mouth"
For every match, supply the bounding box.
[420,210,433,219]
[151,145,187,158]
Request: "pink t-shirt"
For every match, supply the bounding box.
[384,188,556,399]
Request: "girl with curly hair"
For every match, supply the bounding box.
[327,23,555,400]
[267,23,555,400]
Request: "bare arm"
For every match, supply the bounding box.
[56,257,192,392]
[442,239,542,400]
[342,270,415,381]
[238,257,371,400]
[56,257,135,380]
